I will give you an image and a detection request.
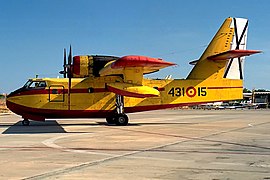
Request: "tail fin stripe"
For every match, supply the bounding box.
[223,58,233,78]
[238,57,243,79]
[235,19,249,50]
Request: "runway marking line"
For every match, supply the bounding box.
[42,133,115,156]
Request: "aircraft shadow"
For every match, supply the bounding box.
[2,120,67,134]
[1,120,140,134]
[1,120,195,134]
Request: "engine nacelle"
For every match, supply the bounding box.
[72,55,119,78]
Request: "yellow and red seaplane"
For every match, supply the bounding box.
[7,17,261,126]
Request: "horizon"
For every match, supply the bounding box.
[1,0,270,93]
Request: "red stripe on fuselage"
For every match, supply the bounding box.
[8,87,164,98]
[8,88,108,97]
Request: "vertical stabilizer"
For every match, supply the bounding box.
[187,17,252,80]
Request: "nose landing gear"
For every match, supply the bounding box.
[22,119,30,126]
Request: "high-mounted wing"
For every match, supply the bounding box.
[99,55,175,98]
[99,55,176,76]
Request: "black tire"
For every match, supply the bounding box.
[106,116,115,125]
[115,114,129,126]
[22,119,30,126]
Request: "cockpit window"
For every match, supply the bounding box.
[23,80,47,89]
[23,80,32,88]
[38,81,46,87]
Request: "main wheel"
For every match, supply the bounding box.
[106,116,115,125]
[22,119,30,126]
[115,114,129,126]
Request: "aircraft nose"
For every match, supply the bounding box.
[6,93,12,99]
[6,88,24,113]
[5,96,12,112]
[6,92,21,115]
[7,87,24,98]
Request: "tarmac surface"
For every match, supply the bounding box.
[0,109,270,180]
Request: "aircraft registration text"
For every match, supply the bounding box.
[168,87,207,97]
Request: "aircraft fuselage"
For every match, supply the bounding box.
[7,76,243,121]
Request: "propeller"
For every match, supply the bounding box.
[63,48,67,78]
[59,45,73,110]
[59,48,67,78]
[67,45,72,78]
[67,45,72,111]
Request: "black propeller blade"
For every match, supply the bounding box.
[67,45,72,110]
[63,48,67,78]
[67,45,72,78]
[59,48,67,78]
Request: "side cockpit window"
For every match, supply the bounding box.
[24,80,47,89]
[38,81,46,87]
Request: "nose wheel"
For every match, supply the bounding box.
[105,95,129,126]
[22,119,30,126]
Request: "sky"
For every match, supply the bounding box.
[0,0,270,93]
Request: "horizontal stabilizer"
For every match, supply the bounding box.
[107,82,160,98]
[208,50,262,61]
[99,55,176,76]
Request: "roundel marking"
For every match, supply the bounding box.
[186,86,196,98]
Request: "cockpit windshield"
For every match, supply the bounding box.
[23,80,47,89]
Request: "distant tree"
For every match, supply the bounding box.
[243,88,251,93]
[255,89,270,92]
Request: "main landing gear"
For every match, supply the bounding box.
[22,119,30,126]
[106,95,129,126]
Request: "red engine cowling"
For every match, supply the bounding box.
[72,56,93,78]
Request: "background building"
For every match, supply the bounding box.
[243,90,270,108]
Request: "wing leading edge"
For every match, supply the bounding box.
[99,55,176,76]
[99,55,175,98]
